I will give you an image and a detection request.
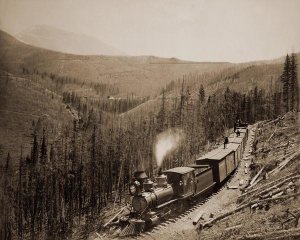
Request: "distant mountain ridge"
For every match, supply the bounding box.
[1,28,298,99]
[0,29,233,96]
[16,25,125,56]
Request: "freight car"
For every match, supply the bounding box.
[196,148,236,185]
[124,125,248,233]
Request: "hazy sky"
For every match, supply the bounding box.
[0,0,300,62]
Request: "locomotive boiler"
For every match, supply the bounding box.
[130,170,174,214]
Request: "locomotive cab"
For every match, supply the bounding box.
[164,167,195,198]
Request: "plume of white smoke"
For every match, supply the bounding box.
[154,128,184,168]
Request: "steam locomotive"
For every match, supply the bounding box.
[125,125,249,232]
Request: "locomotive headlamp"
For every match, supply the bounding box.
[129,180,141,196]
[129,184,137,195]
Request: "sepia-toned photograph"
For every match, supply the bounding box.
[0,0,300,239]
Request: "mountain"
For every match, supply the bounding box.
[16,25,124,56]
[0,29,232,97]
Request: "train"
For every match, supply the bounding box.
[123,124,249,233]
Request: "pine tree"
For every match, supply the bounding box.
[199,84,205,103]
[240,94,246,122]
[290,53,299,111]
[252,86,258,122]
[178,79,186,127]
[5,153,11,170]
[281,54,290,112]
[196,85,205,135]
[89,125,97,215]
[245,95,251,123]
[18,147,23,239]
[40,129,47,164]
[157,89,166,132]
[31,134,39,166]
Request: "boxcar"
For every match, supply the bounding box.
[235,127,248,146]
[227,142,241,166]
[239,129,248,147]
[237,127,248,139]
[196,148,235,184]
[229,132,246,150]
[188,164,215,196]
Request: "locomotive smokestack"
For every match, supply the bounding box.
[158,168,163,176]
[156,168,168,188]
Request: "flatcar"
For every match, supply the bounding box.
[122,125,249,233]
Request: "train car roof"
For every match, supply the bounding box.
[188,164,211,174]
[236,125,248,129]
[188,164,210,168]
[164,167,194,174]
[227,142,240,151]
[228,133,245,143]
[229,132,246,137]
[236,128,247,133]
[229,133,236,138]
[197,148,234,161]
[198,148,222,160]
[229,138,244,144]
[212,148,234,160]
